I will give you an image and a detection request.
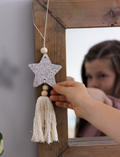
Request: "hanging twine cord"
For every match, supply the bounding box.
[31,0,59,144]
[33,0,50,48]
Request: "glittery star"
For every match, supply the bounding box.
[28,54,62,87]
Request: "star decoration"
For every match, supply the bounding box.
[28,54,62,87]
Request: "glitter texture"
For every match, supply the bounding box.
[28,54,62,87]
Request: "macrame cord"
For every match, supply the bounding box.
[29,0,62,144]
[33,0,49,48]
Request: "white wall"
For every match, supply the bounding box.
[0,0,37,156]
[66,27,120,138]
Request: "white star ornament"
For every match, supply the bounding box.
[28,54,62,87]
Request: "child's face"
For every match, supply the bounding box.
[85,59,116,95]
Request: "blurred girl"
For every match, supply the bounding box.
[75,40,120,137]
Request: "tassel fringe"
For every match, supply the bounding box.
[31,96,58,144]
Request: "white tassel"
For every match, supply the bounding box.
[31,96,58,144]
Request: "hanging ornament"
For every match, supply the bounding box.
[28,49,62,88]
[28,0,62,144]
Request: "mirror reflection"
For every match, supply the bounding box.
[66,27,120,138]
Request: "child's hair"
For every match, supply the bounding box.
[82,40,120,98]
[75,40,120,137]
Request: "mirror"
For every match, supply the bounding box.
[66,27,120,138]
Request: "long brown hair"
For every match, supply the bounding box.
[75,40,120,137]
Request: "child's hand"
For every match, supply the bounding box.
[50,81,120,145]
[50,81,113,119]
[50,81,92,118]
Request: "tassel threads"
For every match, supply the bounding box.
[31,84,58,144]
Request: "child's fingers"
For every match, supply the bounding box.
[56,81,76,87]
[50,95,67,102]
[50,89,58,95]
[55,101,73,110]
[53,84,68,95]
[53,81,81,95]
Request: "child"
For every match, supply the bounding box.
[75,40,120,137]
[50,81,120,144]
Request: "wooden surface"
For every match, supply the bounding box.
[33,0,120,156]
[37,0,120,28]
[60,137,120,157]
[33,0,68,157]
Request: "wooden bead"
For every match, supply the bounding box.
[41,47,48,54]
[42,84,49,91]
[41,91,48,96]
